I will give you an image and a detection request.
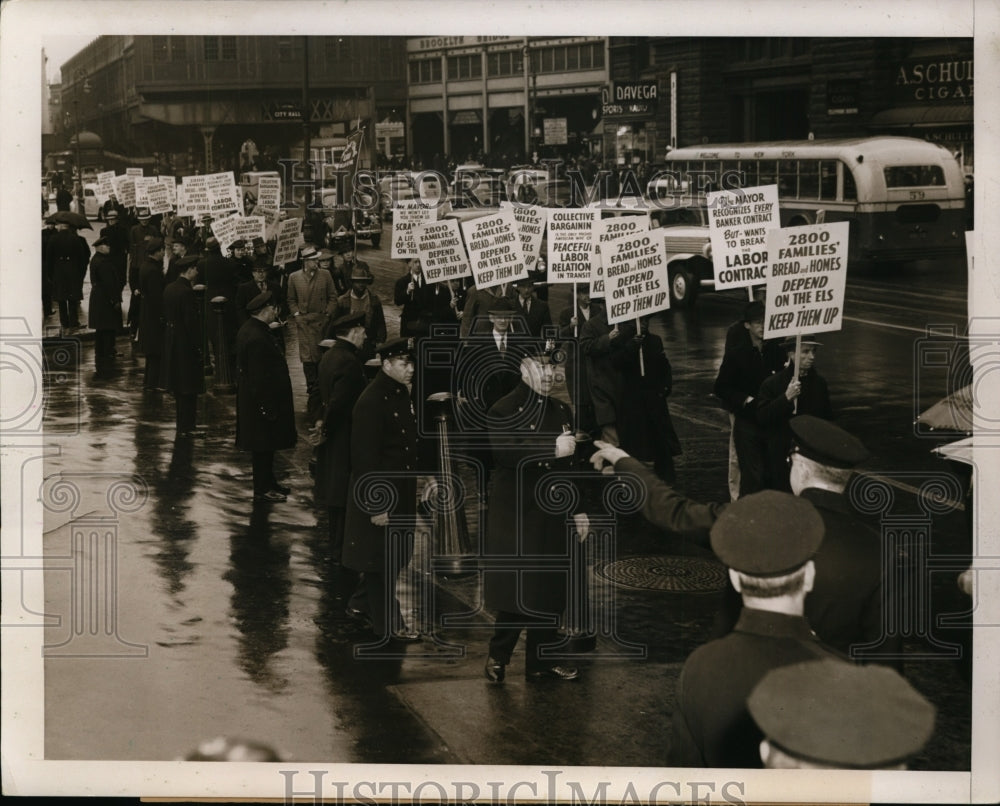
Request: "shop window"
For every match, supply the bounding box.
[203,36,219,61]
[221,36,237,61]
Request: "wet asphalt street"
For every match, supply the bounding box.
[39,230,973,768]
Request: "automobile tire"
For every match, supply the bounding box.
[669,266,697,308]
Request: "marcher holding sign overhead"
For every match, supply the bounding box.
[756,336,832,492]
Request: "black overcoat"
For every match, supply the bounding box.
[579,309,620,428]
[86,251,123,332]
[48,229,90,302]
[315,340,366,507]
[482,382,578,616]
[342,371,422,573]
[161,275,205,396]
[234,317,297,452]
[138,257,166,357]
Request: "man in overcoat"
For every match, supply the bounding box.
[127,208,160,338]
[394,257,454,339]
[47,221,90,331]
[579,304,623,445]
[788,415,902,667]
[138,238,167,390]
[666,491,844,768]
[342,338,424,642]
[98,208,129,293]
[288,245,338,395]
[162,255,206,437]
[334,262,386,365]
[235,291,297,502]
[510,276,551,337]
[756,336,833,491]
[87,236,123,376]
[312,311,368,564]
[200,236,240,380]
[557,285,600,436]
[482,340,590,684]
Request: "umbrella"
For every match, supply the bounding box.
[916,384,973,433]
[46,210,92,230]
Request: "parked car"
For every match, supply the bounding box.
[321,184,383,250]
[379,171,448,222]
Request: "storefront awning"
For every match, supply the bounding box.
[870,104,973,129]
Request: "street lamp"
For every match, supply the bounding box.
[72,71,91,214]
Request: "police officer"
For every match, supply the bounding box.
[667,491,844,768]
[162,255,206,437]
[342,337,425,642]
[748,659,935,769]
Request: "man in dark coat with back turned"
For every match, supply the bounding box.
[312,311,368,565]
[342,337,425,643]
[483,339,590,684]
[127,208,160,338]
[162,255,206,437]
[138,238,167,390]
[235,291,297,502]
[87,236,123,376]
[47,222,90,331]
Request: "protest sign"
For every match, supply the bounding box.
[460,208,528,290]
[391,200,436,259]
[180,175,211,218]
[125,167,143,178]
[96,170,115,203]
[602,229,671,325]
[210,213,241,254]
[111,175,135,208]
[254,175,282,238]
[234,215,266,245]
[273,217,304,267]
[157,176,177,206]
[763,221,850,341]
[146,181,173,216]
[134,176,155,209]
[206,171,241,216]
[547,209,597,283]
[592,213,650,298]
[706,184,780,292]
[415,219,471,284]
[501,201,545,271]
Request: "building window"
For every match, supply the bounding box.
[447,54,482,80]
[153,36,169,62]
[278,37,301,63]
[204,36,237,61]
[221,36,237,61]
[203,36,219,61]
[487,49,524,77]
[531,42,603,74]
[171,37,186,61]
[409,57,441,84]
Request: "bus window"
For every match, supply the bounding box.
[740,161,757,187]
[721,160,742,188]
[778,160,798,197]
[799,160,819,199]
[819,160,838,200]
[759,160,777,187]
[883,165,946,187]
[841,162,857,200]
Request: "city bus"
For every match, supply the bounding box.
[662,137,967,262]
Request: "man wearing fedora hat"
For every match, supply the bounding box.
[46,220,90,332]
[235,291,297,502]
[287,244,338,395]
[510,275,551,337]
[88,236,124,375]
[756,335,833,491]
[98,206,129,293]
[333,261,386,365]
[127,207,159,329]
[162,255,206,436]
[138,237,168,390]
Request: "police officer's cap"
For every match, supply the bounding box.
[330,310,366,333]
[176,255,200,270]
[521,337,566,365]
[748,659,935,768]
[136,207,152,220]
[378,337,416,362]
[710,490,823,576]
[743,299,765,322]
[145,237,165,254]
[246,290,275,314]
[790,415,870,469]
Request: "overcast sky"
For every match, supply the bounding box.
[43,36,97,83]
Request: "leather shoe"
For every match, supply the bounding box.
[526,665,579,682]
[484,657,506,683]
[253,489,287,503]
[271,482,291,495]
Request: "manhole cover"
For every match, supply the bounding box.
[595,556,728,593]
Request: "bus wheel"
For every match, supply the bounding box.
[670,266,697,308]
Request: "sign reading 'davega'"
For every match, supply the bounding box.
[415,219,471,284]
[547,209,597,283]
[272,217,304,267]
[461,208,528,289]
[603,229,671,325]
[391,200,437,259]
[592,214,650,298]
[763,221,850,340]
[501,201,545,271]
[706,184,780,290]
[146,181,173,216]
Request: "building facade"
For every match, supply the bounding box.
[606,37,974,173]
[56,35,409,177]
[405,35,609,169]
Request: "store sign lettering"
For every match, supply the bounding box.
[895,58,973,102]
